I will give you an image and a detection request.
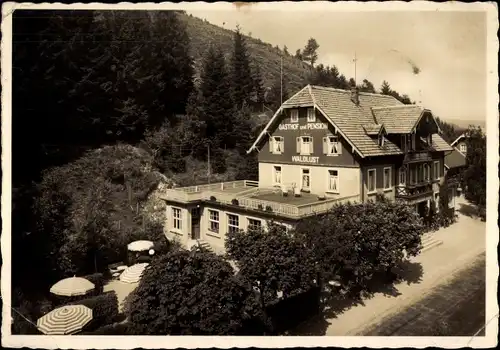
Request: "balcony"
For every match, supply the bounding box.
[161,180,360,220]
[403,150,433,164]
[395,182,434,201]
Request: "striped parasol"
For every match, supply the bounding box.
[127,240,154,252]
[37,305,93,335]
[119,263,149,284]
[50,277,95,297]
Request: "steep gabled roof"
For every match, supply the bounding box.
[450,133,467,147]
[363,123,385,136]
[248,85,444,158]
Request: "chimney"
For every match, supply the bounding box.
[350,86,359,105]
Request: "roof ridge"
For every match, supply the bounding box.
[371,105,422,110]
[309,85,400,99]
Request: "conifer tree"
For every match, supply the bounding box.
[251,62,265,106]
[380,80,392,95]
[230,25,254,109]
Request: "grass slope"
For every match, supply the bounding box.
[180,13,313,94]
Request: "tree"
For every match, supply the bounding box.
[295,200,425,297]
[225,224,317,312]
[294,49,303,60]
[199,45,234,149]
[266,74,289,111]
[359,79,376,93]
[251,62,265,105]
[380,80,392,95]
[126,249,262,335]
[230,25,254,109]
[462,126,486,218]
[302,38,320,66]
[435,116,465,144]
[283,45,289,56]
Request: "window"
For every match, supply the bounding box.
[208,210,219,233]
[417,164,423,183]
[324,136,342,155]
[227,214,239,234]
[383,167,392,189]
[401,134,407,152]
[399,168,406,186]
[298,136,313,155]
[459,143,467,153]
[424,164,429,181]
[367,169,376,193]
[411,133,416,150]
[410,167,416,184]
[273,166,282,185]
[433,161,440,180]
[247,218,262,231]
[290,109,299,123]
[302,168,311,190]
[307,108,316,122]
[327,169,339,193]
[172,208,182,230]
[270,136,284,154]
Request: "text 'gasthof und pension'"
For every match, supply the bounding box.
[278,123,329,131]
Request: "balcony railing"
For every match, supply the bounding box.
[161,180,360,219]
[395,182,433,200]
[403,151,433,163]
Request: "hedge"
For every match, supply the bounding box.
[69,291,119,331]
[81,322,133,335]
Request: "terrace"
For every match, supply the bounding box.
[161,180,360,219]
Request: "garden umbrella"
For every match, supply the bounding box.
[127,240,154,252]
[119,263,149,284]
[50,277,95,297]
[37,305,93,335]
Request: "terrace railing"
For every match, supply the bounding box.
[296,194,360,217]
[163,180,256,203]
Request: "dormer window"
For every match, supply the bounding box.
[378,134,385,147]
[290,109,299,123]
[307,108,316,122]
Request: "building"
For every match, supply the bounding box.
[161,85,455,253]
[450,133,468,155]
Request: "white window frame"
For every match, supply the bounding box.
[301,167,311,191]
[459,143,466,153]
[367,168,376,194]
[273,165,282,185]
[399,168,406,186]
[433,161,440,180]
[383,167,392,190]
[300,136,313,155]
[326,136,342,156]
[247,217,262,231]
[208,209,220,234]
[172,207,182,231]
[227,214,240,234]
[290,109,299,123]
[378,134,385,147]
[307,108,316,122]
[326,168,340,194]
[271,136,284,154]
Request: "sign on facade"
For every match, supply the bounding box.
[278,123,328,131]
[292,156,320,164]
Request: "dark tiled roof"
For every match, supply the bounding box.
[445,148,467,169]
[371,105,424,134]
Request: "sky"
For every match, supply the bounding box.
[187,4,487,123]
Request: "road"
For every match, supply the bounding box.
[358,253,486,336]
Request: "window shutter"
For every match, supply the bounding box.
[338,140,342,154]
[296,137,301,153]
[322,137,327,154]
[310,137,314,154]
[269,137,273,152]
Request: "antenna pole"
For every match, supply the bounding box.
[353,52,357,85]
[207,144,211,184]
[280,55,283,105]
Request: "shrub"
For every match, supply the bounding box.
[69,291,119,330]
[80,322,133,335]
[82,273,106,295]
[126,249,260,335]
[265,205,273,212]
[210,195,217,201]
[231,198,239,206]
